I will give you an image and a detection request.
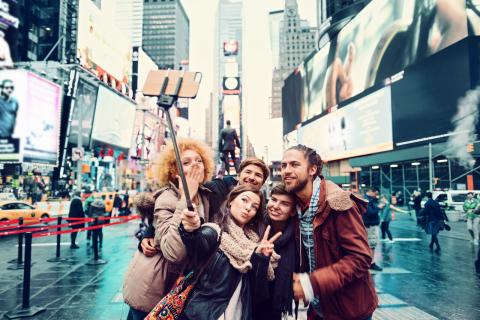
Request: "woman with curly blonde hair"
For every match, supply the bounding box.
[123,138,214,320]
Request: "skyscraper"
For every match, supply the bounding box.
[142,0,189,69]
[211,0,243,157]
[279,0,316,80]
[114,0,143,47]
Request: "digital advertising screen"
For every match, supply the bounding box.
[77,0,132,84]
[68,79,98,147]
[0,70,62,165]
[298,86,393,161]
[284,0,477,135]
[130,110,162,161]
[0,0,20,67]
[91,85,136,149]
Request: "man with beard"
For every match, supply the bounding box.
[0,79,19,138]
[281,144,377,320]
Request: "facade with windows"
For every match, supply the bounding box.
[142,0,189,69]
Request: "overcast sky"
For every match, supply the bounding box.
[182,0,317,160]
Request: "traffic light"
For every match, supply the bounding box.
[467,143,474,153]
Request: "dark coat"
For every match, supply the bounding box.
[179,224,269,320]
[219,127,240,151]
[68,197,84,229]
[296,179,378,320]
[363,195,381,227]
[424,199,444,235]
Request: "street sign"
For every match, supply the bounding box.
[72,147,84,161]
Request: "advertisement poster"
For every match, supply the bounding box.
[298,86,393,161]
[0,0,19,66]
[77,0,132,84]
[68,79,98,146]
[91,85,136,149]
[0,70,61,165]
[283,0,479,135]
[130,110,162,161]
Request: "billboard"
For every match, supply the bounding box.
[68,79,98,147]
[223,77,240,95]
[91,86,136,149]
[130,110,162,161]
[223,40,239,56]
[298,86,393,161]
[0,70,62,165]
[284,0,477,135]
[77,0,132,85]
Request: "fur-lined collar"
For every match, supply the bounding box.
[324,180,367,212]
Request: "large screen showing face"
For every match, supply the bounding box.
[283,0,477,135]
[0,70,62,165]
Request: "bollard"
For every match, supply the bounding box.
[5,233,46,319]
[47,216,67,263]
[7,218,24,270]
[86,217,107,266]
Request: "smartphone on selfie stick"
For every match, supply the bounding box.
[143,69,202,211]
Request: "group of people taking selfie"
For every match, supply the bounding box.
[123,138,377,320]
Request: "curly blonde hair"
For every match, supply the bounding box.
[154,138,214,187]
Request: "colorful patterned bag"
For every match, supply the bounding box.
[144,271,194,320]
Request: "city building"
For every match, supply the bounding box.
[113,0,144,47]
[14,0,78,63]
[142,0,189,69]
[279,0,316,80]
[268,10,283,119]
[211,0,243,160]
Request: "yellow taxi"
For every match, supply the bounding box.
[0,201,51,222]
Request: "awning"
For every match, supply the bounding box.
[348,143,448,167]
[325,175,350,184]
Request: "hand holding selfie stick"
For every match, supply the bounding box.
[143,69,202,212]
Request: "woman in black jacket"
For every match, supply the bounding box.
[178,184,281,320]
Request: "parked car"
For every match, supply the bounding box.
[0,201,51,222]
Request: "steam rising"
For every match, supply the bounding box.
[445,87,480,169]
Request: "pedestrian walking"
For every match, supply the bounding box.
[281,145,377,320]
[123,138,214,320]
[253,184,297,320]
[463,192,479,245]
[364,187,385,271]
[413,190,424,227]
[177,184,279,320]
[218,120,241,174]
[112,191,122,218]
[380,194,409,243]
[424,192,446,254]
[68,191,85,249]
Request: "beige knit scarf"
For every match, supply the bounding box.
[205,220,280,280]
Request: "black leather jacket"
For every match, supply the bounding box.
[179,224,270,320]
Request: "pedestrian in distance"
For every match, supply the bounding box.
[253,184,297,320]
[463,192,479,245]
[177,184,280,320]
[112,191,122,218]
[424,192,446,254]
[123,138,214,320]
[363,187,385,271]
[281,145,377,320]
[379,194,409,243]
[219,120,241,174]
[413,190,424,227]
[87,192,107,248]
[68,191,85,249]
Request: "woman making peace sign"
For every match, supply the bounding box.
[178,184,281,320]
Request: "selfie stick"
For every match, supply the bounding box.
[156,69,195,211]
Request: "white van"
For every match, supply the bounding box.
[430,190,480,212]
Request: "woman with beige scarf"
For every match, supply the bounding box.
[177,184,281,320]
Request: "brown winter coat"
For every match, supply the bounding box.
[123,184,210,312]
[296,179,378,320]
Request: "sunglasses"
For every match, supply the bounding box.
[3,86,14,89]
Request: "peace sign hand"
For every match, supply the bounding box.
[255,225,282,257]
